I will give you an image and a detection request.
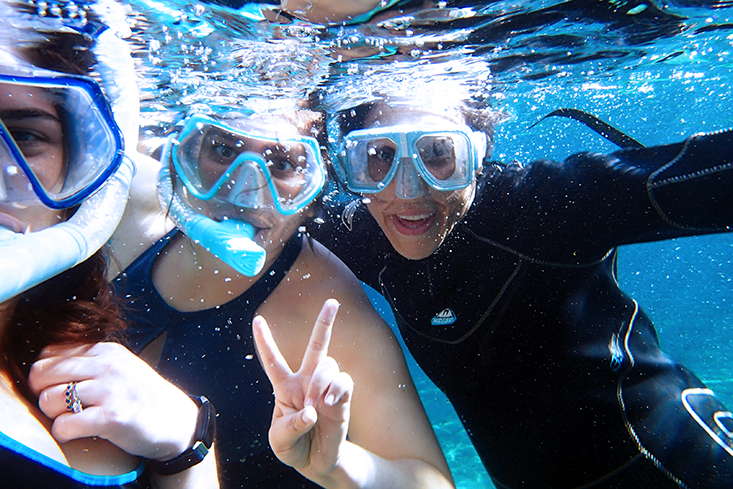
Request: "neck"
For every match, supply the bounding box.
[153,233,268,312]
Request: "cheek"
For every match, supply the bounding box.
[27,207,64,232]
[449,187,474,215]
[29,153,66,190]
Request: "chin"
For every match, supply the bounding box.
[392,237,440,261]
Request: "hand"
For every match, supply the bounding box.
[253,298,354,482]
[28,342,198,461]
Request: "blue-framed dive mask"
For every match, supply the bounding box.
[170,114,326,216]
[339,124,486,198]
[0,69,124,209]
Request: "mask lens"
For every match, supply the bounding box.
[0,75,122,208]
[197,125,252,192]
[344,136,399,189]
[0,82,66,205]
[415,135,458,181]
[366,137,397,183]
[265,141,312,204]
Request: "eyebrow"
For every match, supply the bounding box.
[0,108,62,124]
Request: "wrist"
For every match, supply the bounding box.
[146,395,216,476]
[311,442,372,489]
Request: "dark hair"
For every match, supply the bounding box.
[4,252,126,401]
[19,32,96,75]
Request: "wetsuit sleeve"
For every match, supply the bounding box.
[643,129,733,232]
[475,128,733,262]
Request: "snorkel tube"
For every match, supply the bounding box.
[158,143,266,277]
[0,1,138,304]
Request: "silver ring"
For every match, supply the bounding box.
[65,382,83,414]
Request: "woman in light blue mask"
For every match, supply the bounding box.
[115,107,455,489]
[312,95,733,488]
[0,2,219,487]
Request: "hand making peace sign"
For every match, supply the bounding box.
[252,298,355,482]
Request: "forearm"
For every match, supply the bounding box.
[150,446,219,489]
[313,441,455,489]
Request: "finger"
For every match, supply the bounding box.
[299,299,339,376]
[36,343,94,361]
[269,406,317,462]
[253,315,293,386]
[323,371,354,408]
[304,356,340,408]
[38,380,100,420]
[28,356,97,395]
[49,407,109,444]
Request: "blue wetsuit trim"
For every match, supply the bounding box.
[0,430,144,485]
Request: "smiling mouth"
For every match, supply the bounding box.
[391,211,437,235]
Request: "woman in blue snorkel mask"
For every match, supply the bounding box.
[115,106,455,489]
[311,94,733,488]
[0,1,219,487]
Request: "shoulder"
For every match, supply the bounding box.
[265,236,373,323]
[108,152,174,278]
[263,236,402,369]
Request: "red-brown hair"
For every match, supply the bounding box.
[4,251,126,401]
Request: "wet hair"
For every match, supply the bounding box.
[2,14,127,403]
[19,32,96,75]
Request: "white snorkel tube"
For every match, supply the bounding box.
[0,1,138,304]
[157,152,267,277]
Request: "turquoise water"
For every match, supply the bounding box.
[127,1,733,486]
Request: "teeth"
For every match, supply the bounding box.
[397,213,432,221]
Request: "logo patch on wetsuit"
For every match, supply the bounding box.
[431,308,457,326]
[681,388,733,456]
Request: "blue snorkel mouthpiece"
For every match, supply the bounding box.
[185,217,266,277]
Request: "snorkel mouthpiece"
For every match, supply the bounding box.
[0,155,134,303]
[158,160,266,277]
[185,216,266,277]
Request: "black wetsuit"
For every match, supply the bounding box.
[0,431,146,488]
[310,129,733,488]
[115,231,319,489]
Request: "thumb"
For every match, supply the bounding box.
[270,406,318,460]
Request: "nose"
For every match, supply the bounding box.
[394,156,428,200]
[225,162,269,209]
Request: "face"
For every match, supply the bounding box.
[183,114,318,262]
[0,82,66,233]
[360,103,477,260]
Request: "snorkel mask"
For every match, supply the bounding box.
[0,64,124,209]
[0,0,138,303]
[338,123,487,198]
[160,113,326,276]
